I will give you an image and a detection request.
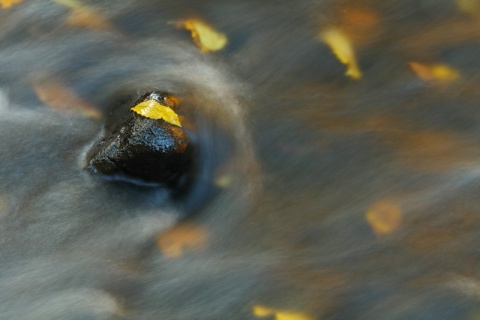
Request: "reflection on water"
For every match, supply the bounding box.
[1,0,480,319]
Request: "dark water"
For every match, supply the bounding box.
[1,0,480,319]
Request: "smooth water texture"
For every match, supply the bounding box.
[1,0,480,319]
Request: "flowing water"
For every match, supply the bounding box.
[1,0,480,319]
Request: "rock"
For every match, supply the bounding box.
[85,92,193,187]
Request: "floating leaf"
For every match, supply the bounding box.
[335,7,381,47]
[457,0,480,15]
[67,8,112,31]
[33,78,101,120]
[409,62,460,83]
[176,18,228,52]
[53,0,112,31]
[365,200,402,236]
[340,7,379,27]
[131,100,182,127]
[156,224,208,259]
[0,0,22,9]
[215,174,233,188]
[390,130,474,171]
[320,28,362,79]
[252,305,312,320]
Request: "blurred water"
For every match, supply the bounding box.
[1,0,480,319]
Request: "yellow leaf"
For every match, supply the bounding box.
[33,78,101,120]
[252,305,312,320]
[457,0,480,15]
[215,174,233,188]
[176,18,228,53]
[365,200,402,236]
[131,100,182,127]
[409,62,460,83]
[0,0,22,9]
[319,28,362,80]
[156,224,208,259]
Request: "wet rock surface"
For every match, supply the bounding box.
[85,92,193,187]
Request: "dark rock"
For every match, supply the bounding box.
[85,92,193,187]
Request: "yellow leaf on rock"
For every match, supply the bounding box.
[33,78,101,120]
[365,200,402,236]
[131,100,182,127]
[320,28,362,80]
[252,305,312,320]
[0,0,22,9]
[156,224,208,259]
[176,18,228,52]
[409,62,460,83]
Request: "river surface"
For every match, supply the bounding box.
[0,0,480,319]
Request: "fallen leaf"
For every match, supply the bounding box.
[214,161,239,189]
[66,7,112,31]
[0,0,22,9]
[33,78,101,120]
[335,7,381,47]
[156,224,208,259]
[53,0,112,31]
[131,100,182,127]
[163,94,180,108]
[215,174,233,188]
[409,62,460,83]
[340,7,379,27]
[457,0,480,15]
[253,305,312,320]
[387,130,474,171]
[365,200,402,236]
[176,18,228,53]
[320,28,362,79]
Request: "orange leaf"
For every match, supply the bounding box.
[33,78,101,120]
[53,0,112,31]
[409,62,460,83]
[388,130,474,171]
[365,200,402,236]
[0,0,22,9]
[66,7,112,31]
[340,7,379,27]
[156,224,208,259]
